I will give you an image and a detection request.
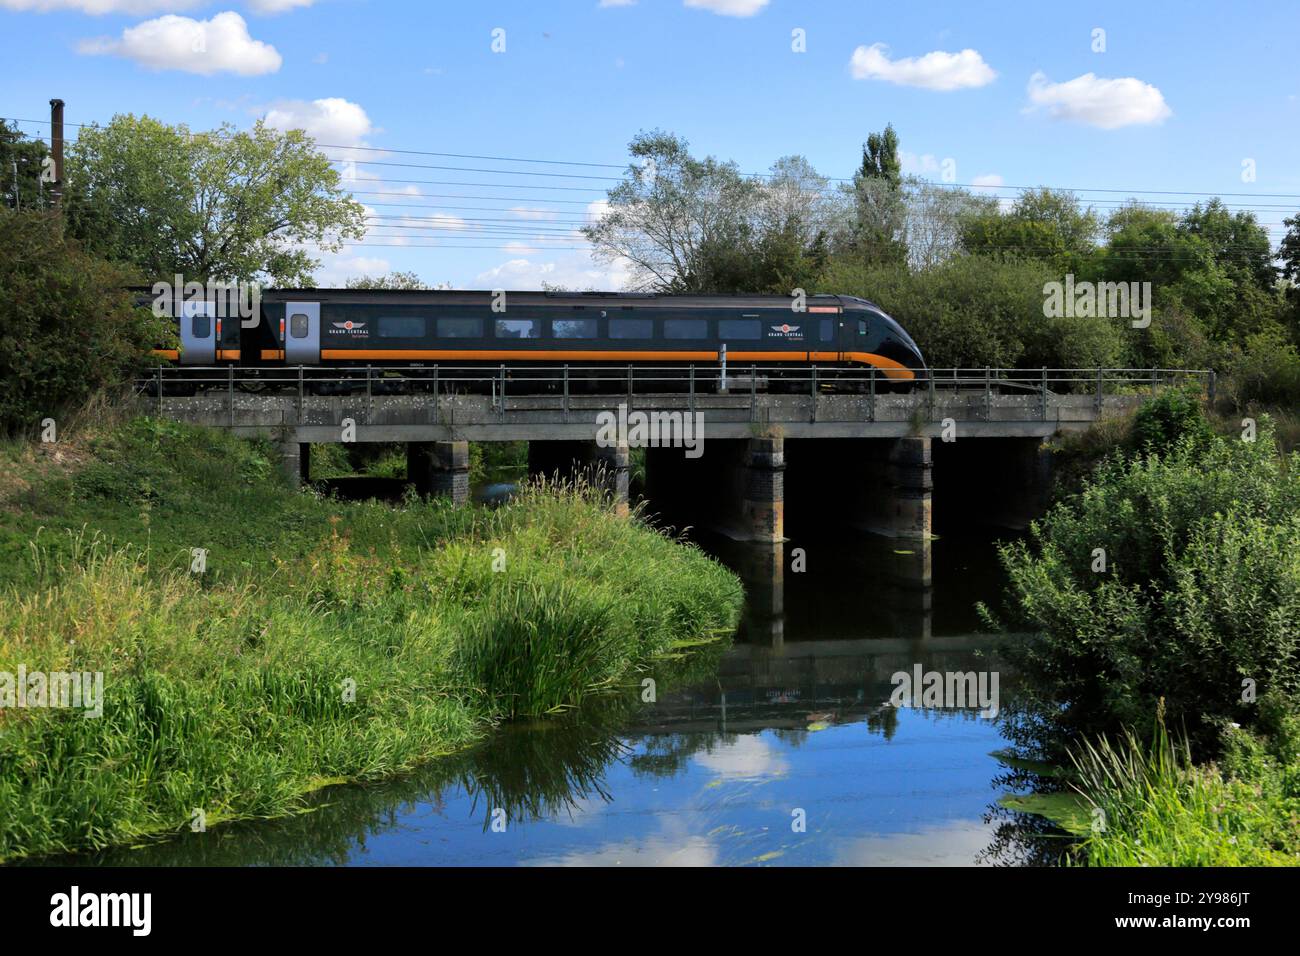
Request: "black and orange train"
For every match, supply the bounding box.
[146,289,927,393]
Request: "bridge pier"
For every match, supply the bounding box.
[407,440,469,505]
[741,435,785,543]
[276,439,309,488]
[841,437,932,539]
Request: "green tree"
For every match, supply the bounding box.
[584,131,835,293]
[960,187,1099,274]
[65,114,366,285]
[0,121,50,212]
[0,209,171,436]
[846,123,907,266]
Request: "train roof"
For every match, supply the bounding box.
[131,286,885,310]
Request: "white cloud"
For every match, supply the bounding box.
[850,43,996,91]
[1,0,199,12]
[683,0,768,17]
[970,173,1003,191]
[475,254,632,291]
[900,151,943,176]
[314,255,392,287]
[598,0,636,6]
[1025,71,1172,129]
[262,97,374,147]
[248,0,314,13]
[79,12,281,76]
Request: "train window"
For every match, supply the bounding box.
[858,320,868,335]
[609,318,652,338]
[192,314,212,339]
[553,318,597,338]
[495,319,540,339]
[718,319,761,340]
[289,313,308,339]
[820,319,833,341]
[436,317,482,338]
[664,318,708,339]
[377,316,427,338]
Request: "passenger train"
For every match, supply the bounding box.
[145,289,927,393]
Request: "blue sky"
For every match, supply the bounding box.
[3,0,1298,288]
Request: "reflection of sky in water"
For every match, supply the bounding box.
[341,708,1002,867]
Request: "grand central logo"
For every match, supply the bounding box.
[768,323,803,338]
[330,321,369,336]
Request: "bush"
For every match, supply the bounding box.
[0,209,170,437]
[1130,387,1214,453]
[1223,327,1300,408]
[989,424,1300,758]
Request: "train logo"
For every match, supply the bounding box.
[330,321,368,336]
[769,323,802,338]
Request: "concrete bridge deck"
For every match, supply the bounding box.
[135,366,1212,543]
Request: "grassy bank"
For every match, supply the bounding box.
[0,419,743,862]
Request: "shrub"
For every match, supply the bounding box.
[988,424,1300,758]
[0,209,170,437]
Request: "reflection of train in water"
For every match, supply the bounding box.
[146,288,927,393]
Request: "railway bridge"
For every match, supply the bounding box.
[138,365,1212,543]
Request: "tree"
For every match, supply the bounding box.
[65,114,366,285]
[845,123,907,265]
[344,271,442,290]
[583,130,758,292]
[583,132,838,293]
[0,209,171,436]
[960,187,1099,273]
[0,121,50,212]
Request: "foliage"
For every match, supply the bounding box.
[0,209,172,437]
[988,426,1300,759]
[344,271,440,290]
[1130,387,1214,453]
[0,120,50,211]
[64,114,366,284]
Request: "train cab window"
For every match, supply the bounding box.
[609,318,652,338]
[495,319,540,339]
[289,313,308,339]
[858,320,868,336]
[664,318,708,339]
[377,316,427,338]
[436,317,482,338]
[553,318,597,338]
[718,319,761,340]
[192,314,212,338]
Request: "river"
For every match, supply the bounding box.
[51,487,1046,867]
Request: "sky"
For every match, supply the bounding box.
[3,0,1298,289]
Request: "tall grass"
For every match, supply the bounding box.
[0,421,743,862]
[1068,708,1300,866]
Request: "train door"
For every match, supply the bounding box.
[284,302,321,365]
[179,299,216,365]
[841,316,872,358]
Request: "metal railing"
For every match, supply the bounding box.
[137,365,1215,427]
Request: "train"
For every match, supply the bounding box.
[143,288,927,394]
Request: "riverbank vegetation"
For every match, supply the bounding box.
[0,420,743,862]
[987,398,1300,864]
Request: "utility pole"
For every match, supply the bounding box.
[49,98,64,207]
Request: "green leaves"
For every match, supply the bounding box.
[63,114,365,285]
